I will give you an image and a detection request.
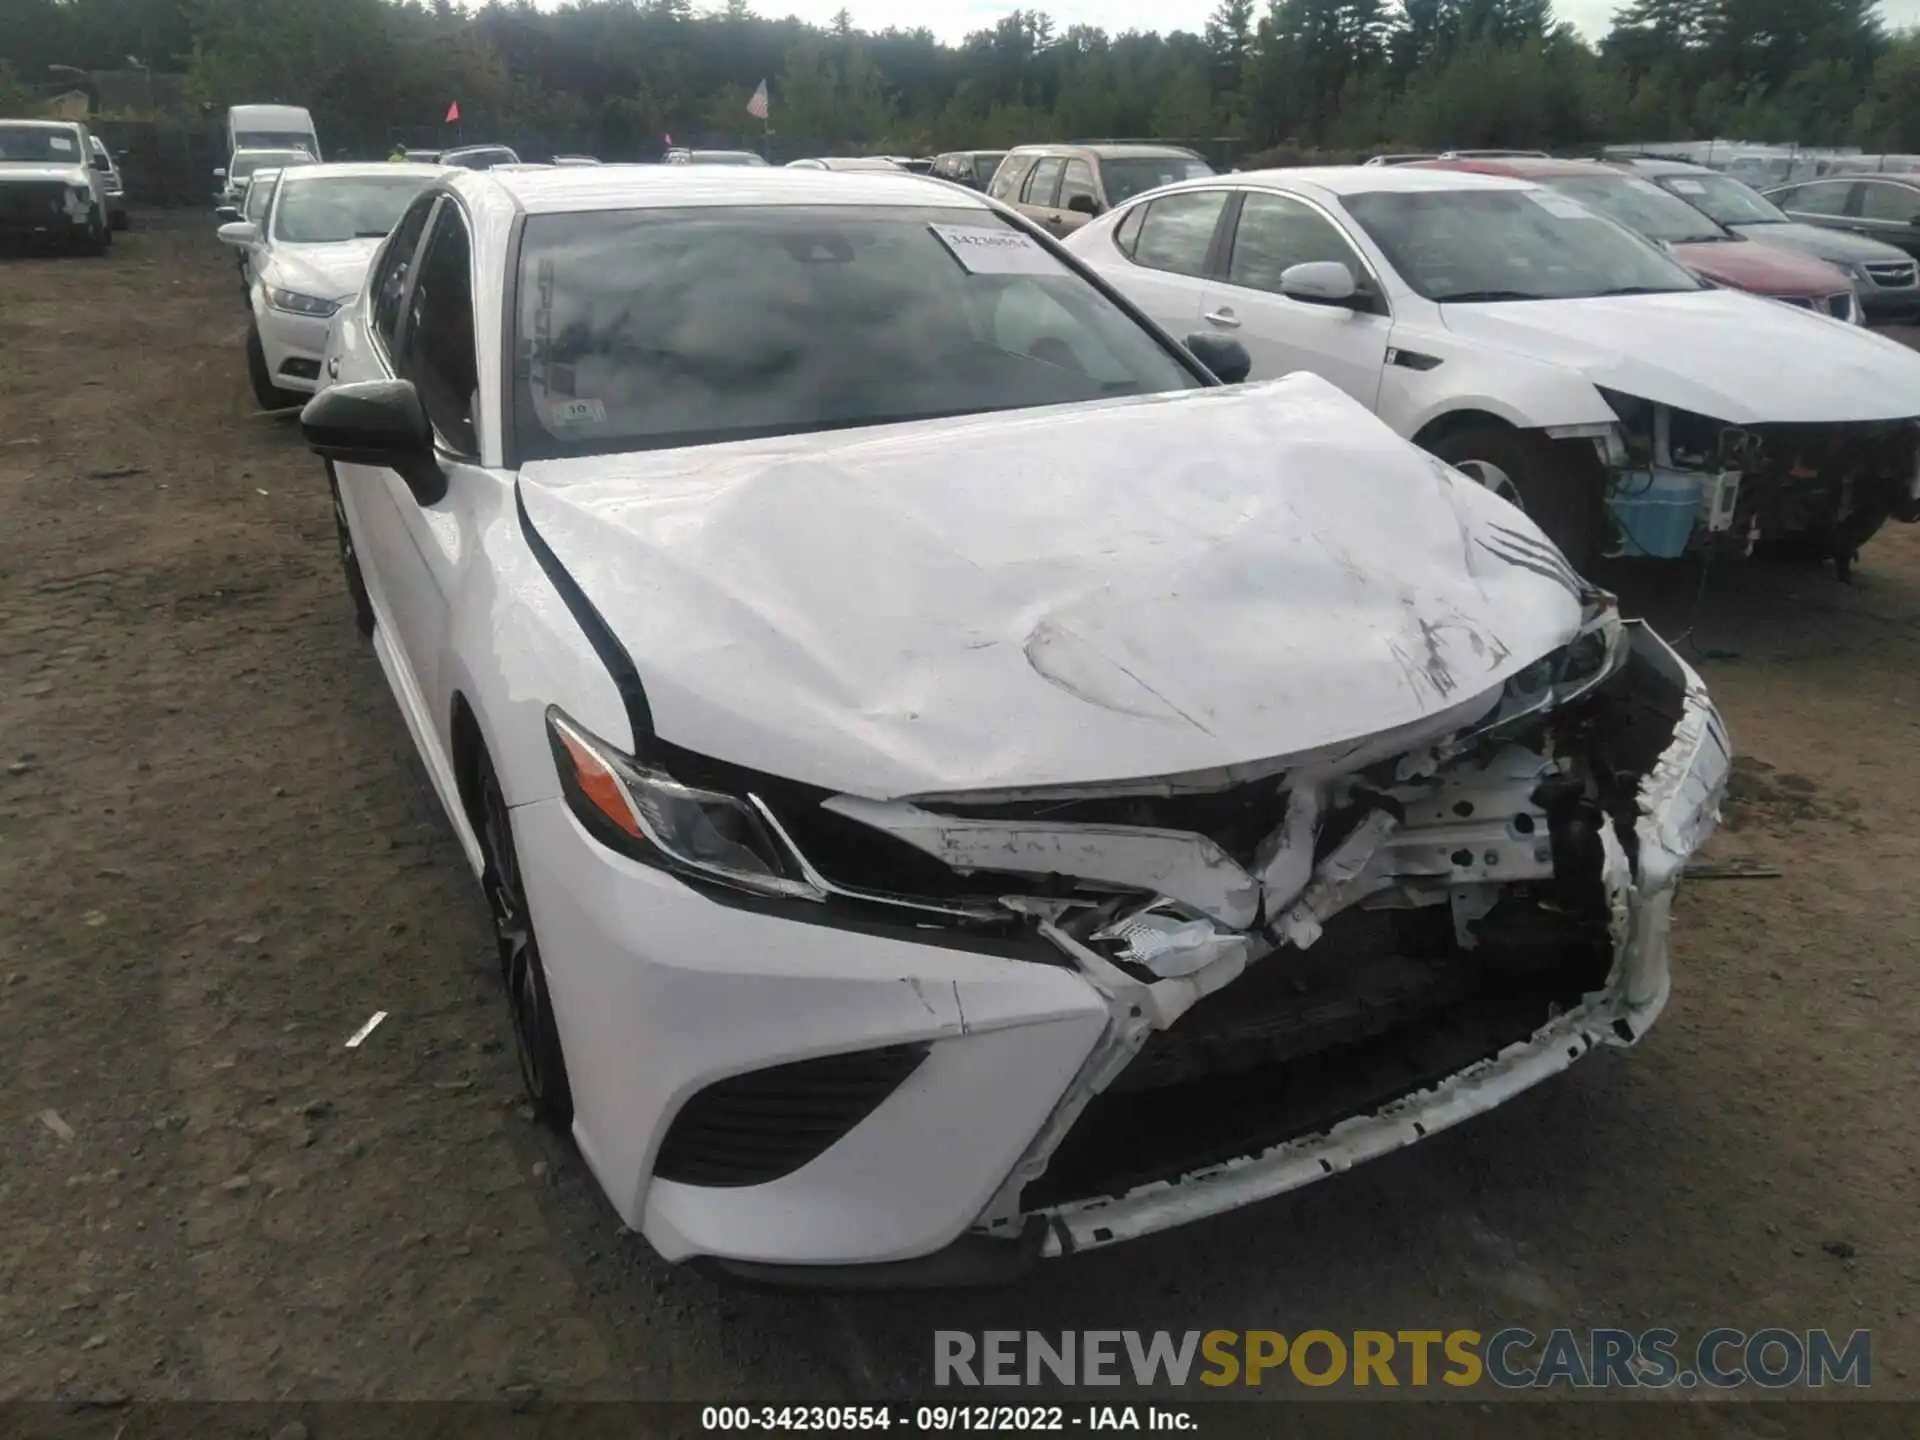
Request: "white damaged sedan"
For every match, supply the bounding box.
[304,167,1728,1282]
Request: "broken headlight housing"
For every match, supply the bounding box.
[546,707,822,900]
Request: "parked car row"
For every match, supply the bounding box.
[294,163,1730,1280]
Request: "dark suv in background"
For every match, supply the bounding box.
[929,150,1006,190]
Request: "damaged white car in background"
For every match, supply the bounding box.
[303,165,1729,1283]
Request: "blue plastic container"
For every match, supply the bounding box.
[1606,470,1702,559]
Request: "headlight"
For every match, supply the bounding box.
[546,708,821,900]
[265,287,342,318]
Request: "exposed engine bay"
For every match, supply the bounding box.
[1595,388,1920,574]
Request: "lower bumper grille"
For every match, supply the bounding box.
[1023,903,1612,1211]
[1827,291,1854,322]
[0,182,70,229]
[1865,262,1917,288]
[653,1042,929,1187]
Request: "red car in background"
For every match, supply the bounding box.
[1416,156,1863,323]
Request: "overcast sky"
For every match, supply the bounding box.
[731,0,1919,44]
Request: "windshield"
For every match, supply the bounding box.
[1657,171,1788,226]
[273,175,434,243]
[0,125,84,164]
[236,130,314,155]
[1344,188,1704,303]
[1541,173,1728,244]
[1099,156,1215,205]
[231,151,308,181]
[972,153,1006,183]
[514,204,1202,460]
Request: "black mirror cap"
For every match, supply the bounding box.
[1067,193,1100,216]
[301,379,447,506]
[1185,333,1252,385]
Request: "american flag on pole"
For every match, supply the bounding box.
[746,79,769,120]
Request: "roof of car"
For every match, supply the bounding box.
[1006,143,1201,160]
[1224,165,1539,197]
[1610,157,1716,177]
[448,165,993,215]
[275,161,446,181]
[2,118,82,131]
[1414,155,1619,181]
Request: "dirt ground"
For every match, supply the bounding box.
[4,221,1919,1416]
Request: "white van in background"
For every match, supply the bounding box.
[226,105,320,162]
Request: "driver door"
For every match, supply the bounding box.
[1198,190,1389,409]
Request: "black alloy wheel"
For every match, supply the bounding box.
[478,756,574,1128]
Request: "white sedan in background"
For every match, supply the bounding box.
[1066,166,1920,575]
[301,165,1724,1281]
[219,162,443,409]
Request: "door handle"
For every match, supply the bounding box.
[326,355,340,379]
[1044,214,1064,228]
[1204,308,1241,328]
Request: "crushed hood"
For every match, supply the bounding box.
[1669,235,1851,295]
[1727,220,1913,267]
[263,237,385,301]
[519,375,1587,798]
[1440,289,1920,424]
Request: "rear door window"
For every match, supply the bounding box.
[1131,190,1230,276]
[1860,181,1920,222]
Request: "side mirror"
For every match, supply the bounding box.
[1279,260,1359,306]
[1185,333,1252,385]
[92,155,112,171]
[216,220,260,247]
[1067,193,1101,216]
[301,379,447,506]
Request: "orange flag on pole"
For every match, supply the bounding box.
[445,101,461,123]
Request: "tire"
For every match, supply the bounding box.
[325,462,375,637]
[245,324,305,411]
[110,209,129,232]
[1429,424,1603,573]
[476,753,574,1129]
[76,216,108,257]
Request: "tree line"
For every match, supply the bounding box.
[4,0,1919,161]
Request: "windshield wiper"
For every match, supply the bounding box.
[1588,285,1685,297]
[1435,289,1547,303]
[353,230,392,238]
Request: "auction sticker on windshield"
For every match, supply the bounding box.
[49,134,75,153]
[1670,178,1707,194]
[1529,191,1594,220]
[930,224,1064,276]
[551,397,606,426]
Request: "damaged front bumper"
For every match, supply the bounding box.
[531,615,1725,1278]
[1589,392,1920,566]
[957,620,1728,1260]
